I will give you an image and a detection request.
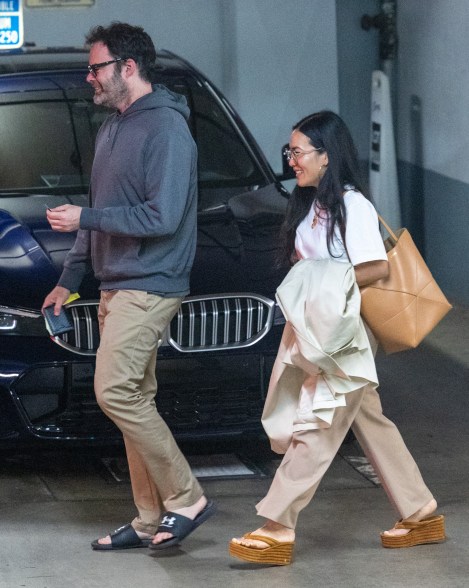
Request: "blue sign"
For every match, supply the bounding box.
[0,0,23,50]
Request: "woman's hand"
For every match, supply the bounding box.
[354,260,389,287]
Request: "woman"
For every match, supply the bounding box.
[229,111,445,565]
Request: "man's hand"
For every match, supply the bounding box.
[47,204,82,232]
[42,286,71,316]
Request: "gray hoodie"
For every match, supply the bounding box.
[59,85,198,296]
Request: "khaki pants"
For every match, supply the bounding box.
[256,383,434,529]
[95,289,203,534]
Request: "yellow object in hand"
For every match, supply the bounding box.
[64,293,80,305]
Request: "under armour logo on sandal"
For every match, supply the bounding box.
[160,516,176,528]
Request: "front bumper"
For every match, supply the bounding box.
[0,294,284,445]
[0,346,279,444]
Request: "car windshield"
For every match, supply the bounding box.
[0,70,267,210]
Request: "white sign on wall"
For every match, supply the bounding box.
[25,0,94,7]
[0,0,23,50]
[369,70,401,230]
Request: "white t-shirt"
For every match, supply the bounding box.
[295,189,387,266]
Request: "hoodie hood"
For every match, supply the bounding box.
[122,83,190,120]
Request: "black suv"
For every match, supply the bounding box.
[0,47,289,448]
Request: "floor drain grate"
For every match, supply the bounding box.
[100,453,266,483]
[188,453,266,479]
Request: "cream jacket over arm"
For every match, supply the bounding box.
[261,258,378,454]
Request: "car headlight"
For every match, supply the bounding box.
[0,305,47,336]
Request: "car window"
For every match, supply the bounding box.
[0,90,108,194]
[0,70,267,209]
[149,73,267,211]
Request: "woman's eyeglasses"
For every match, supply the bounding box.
[283,146,322,163]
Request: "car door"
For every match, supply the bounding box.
[161,72,289,299]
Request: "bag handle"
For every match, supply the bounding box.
[377,214,399,244]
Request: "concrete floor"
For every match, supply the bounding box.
[1,304,468,588]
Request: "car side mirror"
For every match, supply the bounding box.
[276,143,295,181]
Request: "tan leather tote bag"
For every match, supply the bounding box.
[360,216,452,354]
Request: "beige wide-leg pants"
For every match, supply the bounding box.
[256,383,434,529]
[95,289,204,534]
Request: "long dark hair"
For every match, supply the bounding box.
[279,110,370,266]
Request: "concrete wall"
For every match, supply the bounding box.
[397,1,469,303]
[336,0,380,160]
[397,1,469,183]
[222,0,338,170]
[337,0,469,304]
[23,0,225,93]
[22,0,339,174]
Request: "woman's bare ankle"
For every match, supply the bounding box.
[405,498,437,523]
[262,520,289,533]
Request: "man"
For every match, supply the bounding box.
[43,22,214,551]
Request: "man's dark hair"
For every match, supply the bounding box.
[86,22,158,83]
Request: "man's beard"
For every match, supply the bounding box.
[93,68,129,109]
